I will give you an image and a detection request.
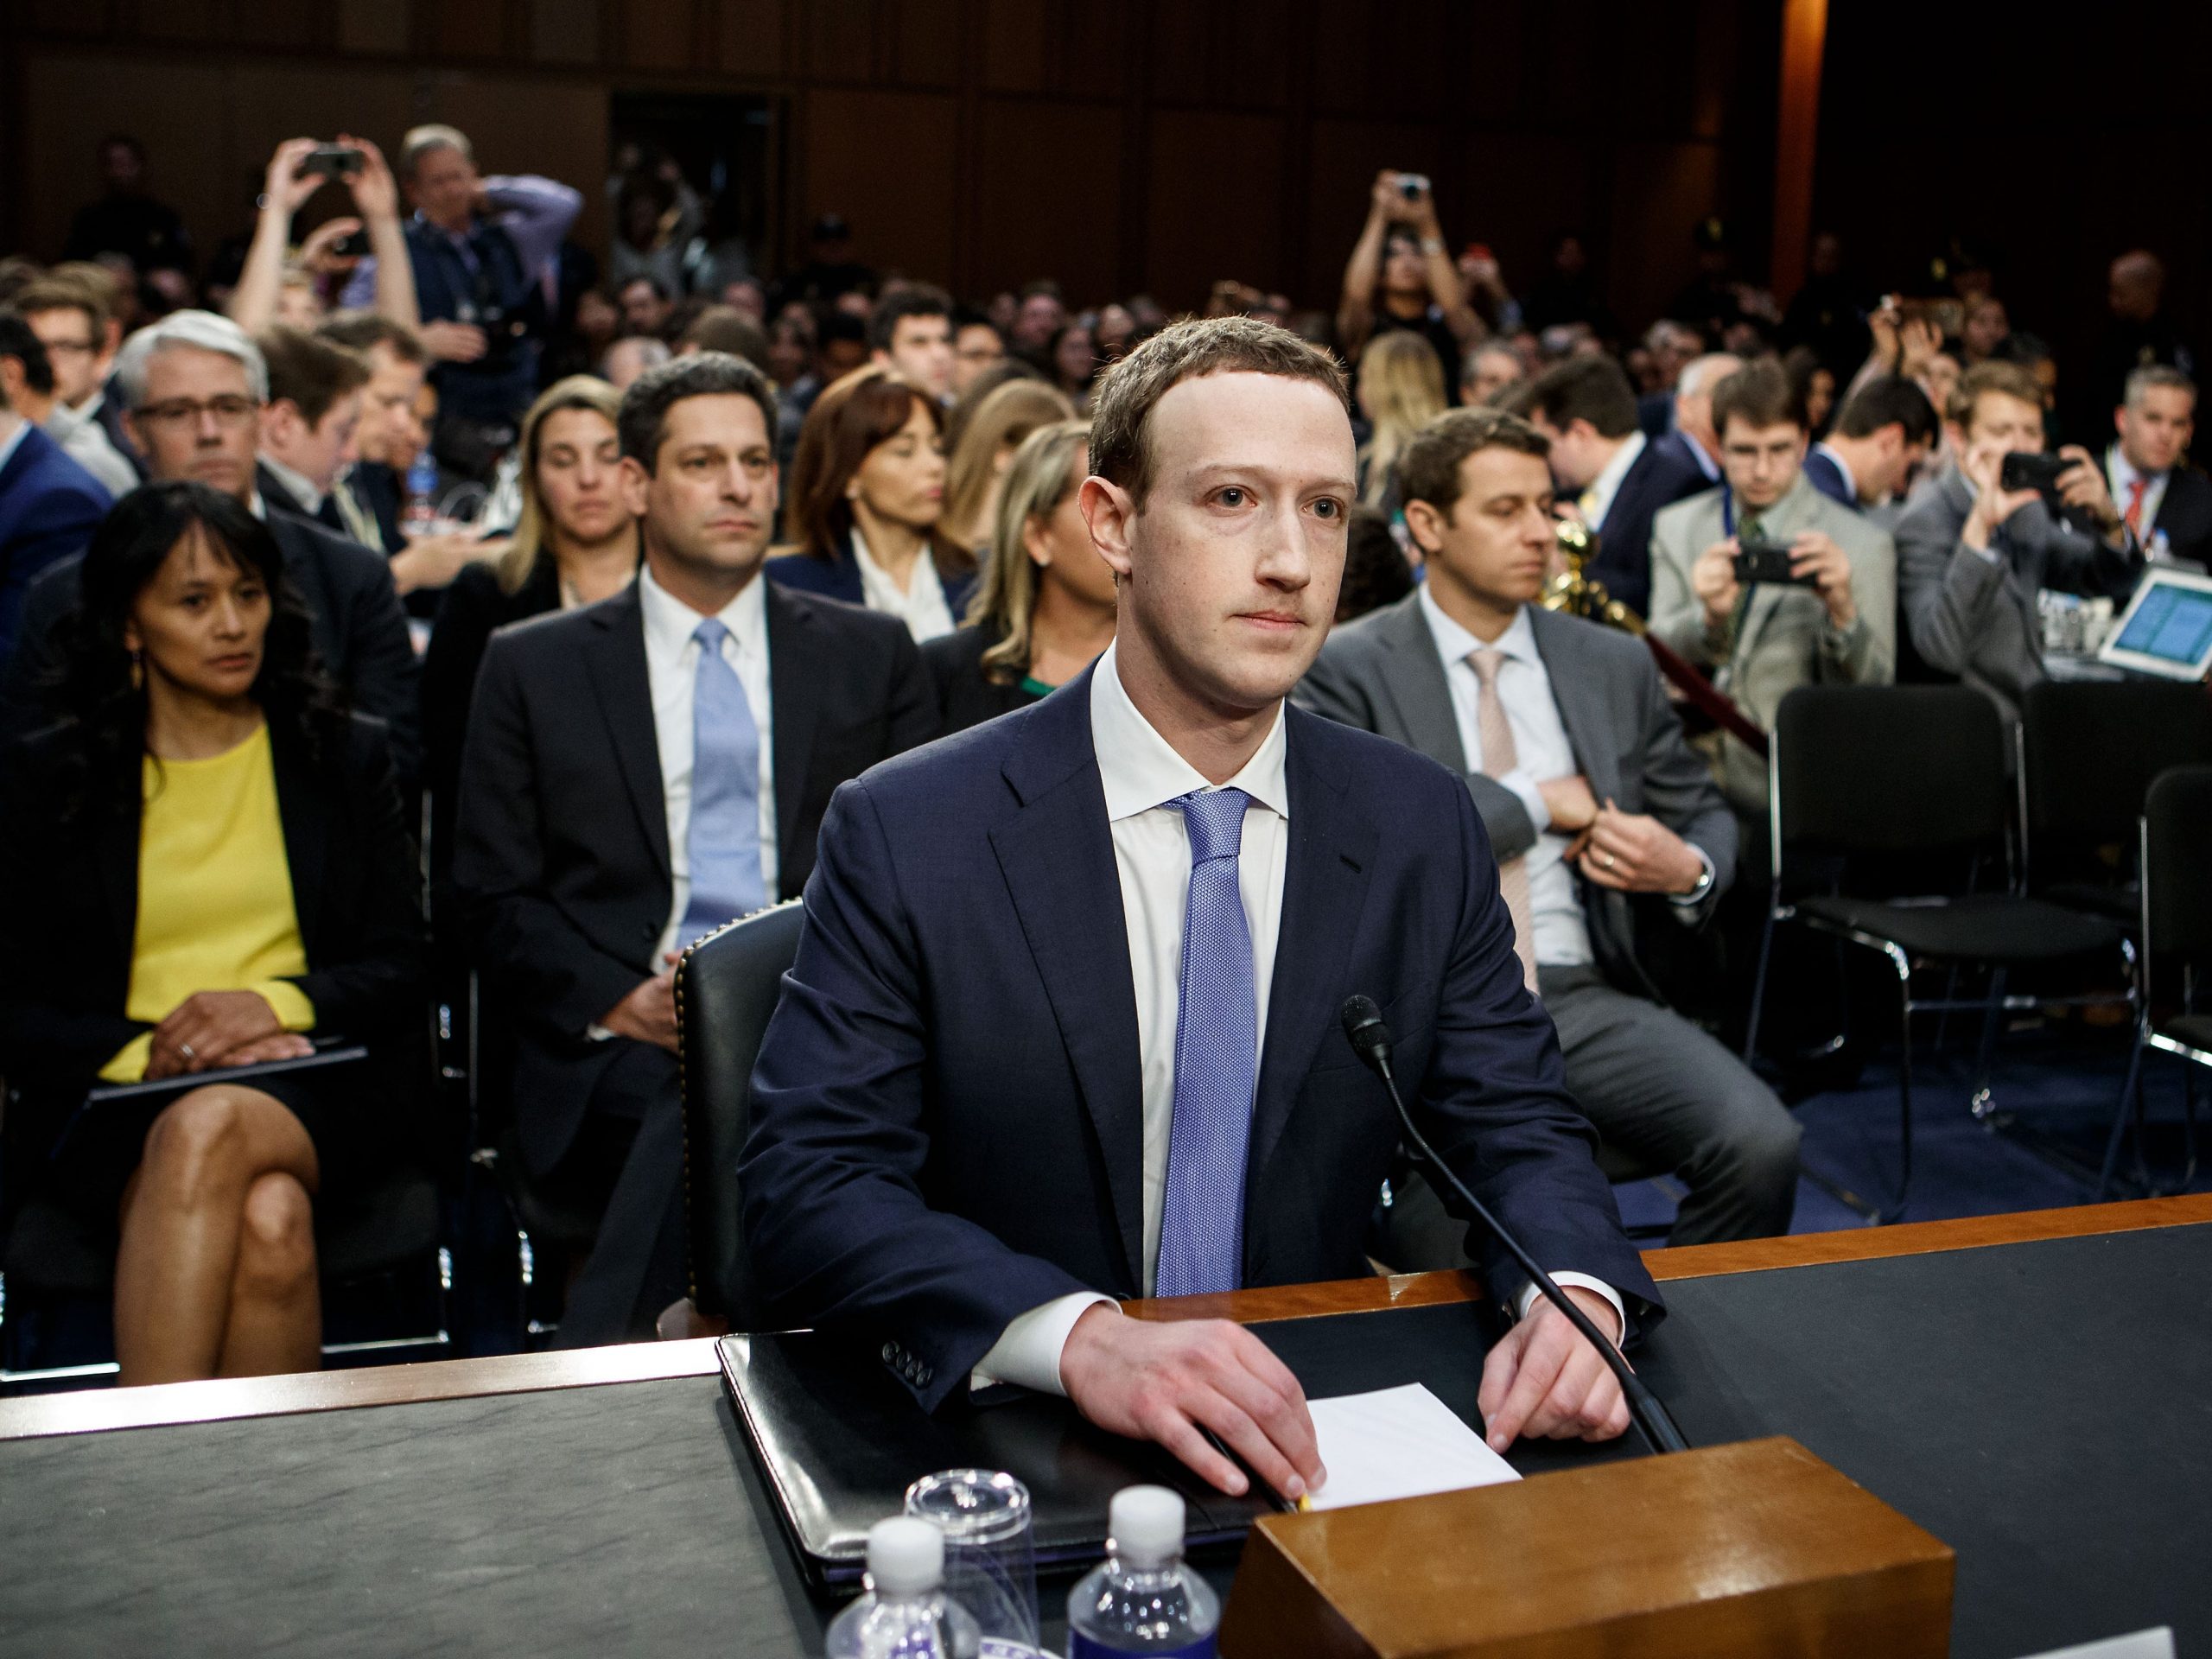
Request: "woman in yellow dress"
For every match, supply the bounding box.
[0,481,425,1384]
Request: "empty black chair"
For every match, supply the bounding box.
[675,899,807,1327]
[2020,679,2212,923]
[1745,686,2131,1220]
[2101,765,2212,1197]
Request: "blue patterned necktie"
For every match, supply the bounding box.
[1154,787,1257,1299]
[680,617,766,940]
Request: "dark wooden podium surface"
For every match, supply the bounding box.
[3,1192,2207,1657]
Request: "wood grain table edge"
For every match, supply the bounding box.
[6,1194,2206,1441]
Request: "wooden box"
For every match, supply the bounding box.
[1216,1436,1953,1658]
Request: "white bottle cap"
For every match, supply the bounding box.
[866,1516,944,1597]
[1107,1485,1185,1568]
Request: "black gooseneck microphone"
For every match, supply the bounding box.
[1339,995,1689,1457]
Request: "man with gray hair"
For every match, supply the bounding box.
[1655,353,1741,485]
[2107,365,2210,568]
[340,124,582,474]
[1,310,420,777]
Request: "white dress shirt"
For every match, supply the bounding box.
[0,413,29,479]
[2107,446,2170,555]
[1580,430,1647,534]
[976,644,1620,1397]
[638,564,779,963]
[851,526,957,642]
[1419,589,1594,968]
[1679,429,1721,483]
[258,451,327,517]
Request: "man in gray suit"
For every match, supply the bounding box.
[1895,359,2139,721]
[1299,407,1800,1246]
[1649,359,1896,825]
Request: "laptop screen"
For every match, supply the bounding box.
[2111,580,2212,667]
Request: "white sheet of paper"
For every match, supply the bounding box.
[2014,1632,2175,1659]
[1303,1382,1521,1512]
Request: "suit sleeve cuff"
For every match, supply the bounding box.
[1515,1273,1625,1346]
[970,1292,1116,1396]
[1499,768,1551,834]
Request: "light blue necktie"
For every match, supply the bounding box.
[1154,787,1257,1300]
[680,617,766,940]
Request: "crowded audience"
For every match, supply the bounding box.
[2,117,2205,1384]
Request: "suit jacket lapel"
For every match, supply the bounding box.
[583,585,672,879]
[1372,594,1471,772]
[1248,709,1378,1200]
[1529,607,1618,802]
[268,722,329,950]
[763,580,821,871]
[989,671,1147,1289]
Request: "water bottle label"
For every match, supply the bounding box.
[1068,1637,1214,1659]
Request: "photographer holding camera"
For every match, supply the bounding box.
[340,124,582,480]
[1649,359,1896,818]
[1337,168,1480,380]
[226,137,418,338]
[1895,360,2138,720]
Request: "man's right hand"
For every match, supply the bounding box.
[1060,1305,1324,1503]
[421,320,488,363]
[1961,440,2044,550]
[601,970,678,1052]
[264,137,326,219]
[1692,538,1742,629]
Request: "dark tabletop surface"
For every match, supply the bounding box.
[3,1224,2207,1658]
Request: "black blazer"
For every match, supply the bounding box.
[919,624,1045,735]
[452,575,939,1170]
[1591,435,1707,618]
[2149,464,2212,568]
[0,714,427,1160]
[2,507,423,784]
[421,556,565,895]
[765,529,980,625]
[740,672,1662,1410]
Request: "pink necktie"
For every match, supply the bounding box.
[1469,648,1539,993]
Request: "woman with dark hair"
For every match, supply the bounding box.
[0,481,425,1385]
[922,420,1113,734]
[766,364,974,639]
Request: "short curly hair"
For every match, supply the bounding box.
[1087,315,1349,507]
[616,350,779,473]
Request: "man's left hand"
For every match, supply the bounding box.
[1478,1286,1630,1451]
[2054,444,2123,536]
[1789,530,1858,628]
[1576,800,1704,894]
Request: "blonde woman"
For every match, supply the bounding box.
[421,376,639,880]
[921,420,1114,733]
[1355,330,1448,510]
[938,377,1077,553]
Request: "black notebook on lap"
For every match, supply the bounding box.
[716,1330,1281,1589]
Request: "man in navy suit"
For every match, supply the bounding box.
[741,317,1660,1503]
[1510,355,1704,616]
[0,382,111,669]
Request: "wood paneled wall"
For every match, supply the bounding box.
[3,0,1780,331]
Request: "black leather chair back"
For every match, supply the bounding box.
[2145,765,2212,971]
[2022,679,2212,852]
[1774,685,2009,859]
[675,899,807,1324]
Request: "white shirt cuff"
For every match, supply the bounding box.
[1667,846,1716,909]
[1965,538,2004,565]
[1501,768,1551,834]
[970,1291,1116,1395]
[1514,1273,1625,1346]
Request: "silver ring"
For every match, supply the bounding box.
[178,1042,195,1060]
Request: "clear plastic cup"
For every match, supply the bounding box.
[904,1468,1039,1653]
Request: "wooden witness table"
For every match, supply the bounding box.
[3,1194,2209,1656]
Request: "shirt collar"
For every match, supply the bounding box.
[0,414,29,477]
[1586,429,1646,525]
[1812,441,1856,502]
[2109,445,2160,491]
[259,451,325,516]
[1089,640,1289,824]
[638,560,768,659]
[1681,429,1720,480]
[1419,584,1540,672]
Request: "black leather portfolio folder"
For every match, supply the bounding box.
[717,1331,1281,1588]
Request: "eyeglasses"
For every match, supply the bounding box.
[137,396,259,429]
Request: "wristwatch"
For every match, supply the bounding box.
[1419,236,1446,256]
[1671,852,1716,907]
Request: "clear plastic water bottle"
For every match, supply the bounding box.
[825,1516,983,1659]
[402,451,441,538]
[1065,1487,1220,1658]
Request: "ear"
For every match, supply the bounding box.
[122,615,143,654]
[1402,499,1448,557]
[1020,510,1052,569]
[617,454,653,520]
[121,410,150,461]
[263,398,299,442]
[2113,404,2127,439]
[1078,475,1135,582]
